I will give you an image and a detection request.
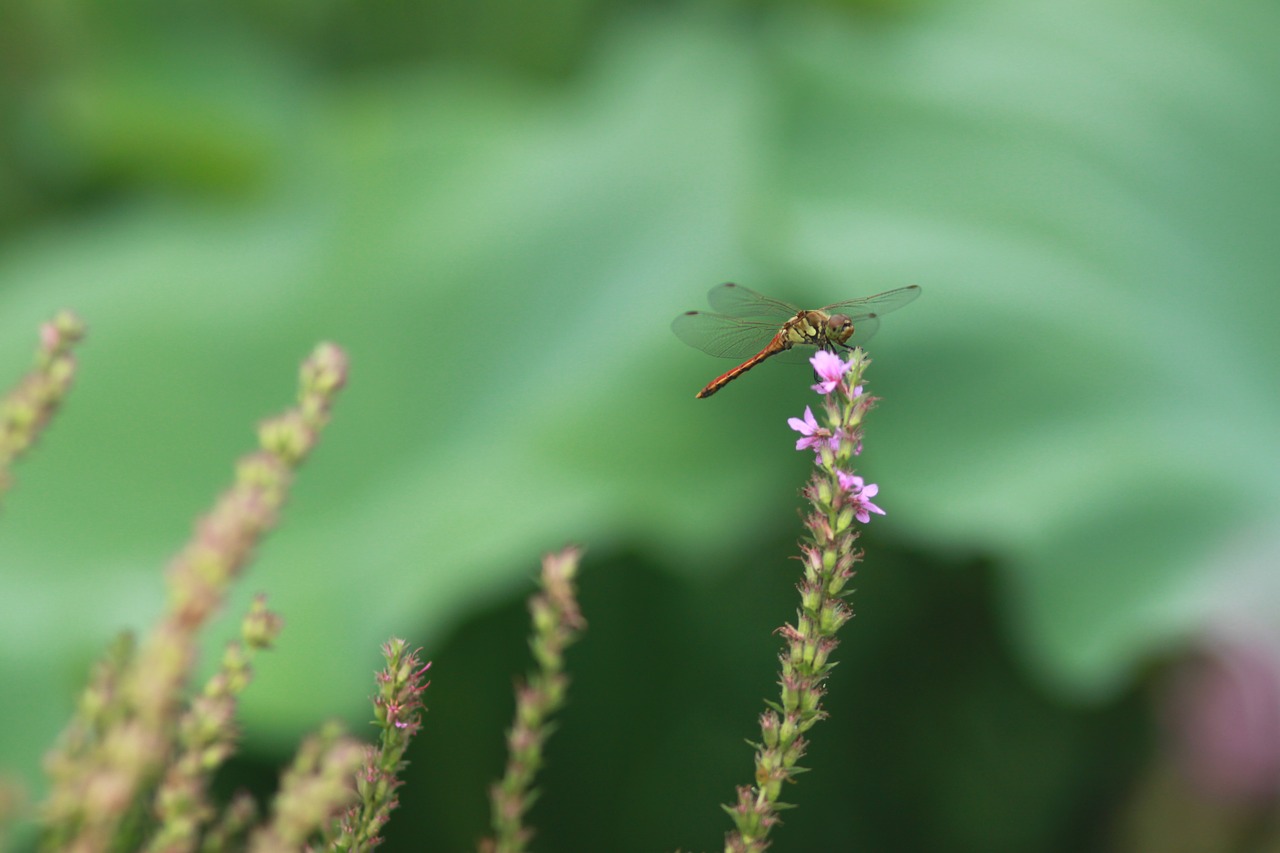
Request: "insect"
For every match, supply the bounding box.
[672,283,921,398]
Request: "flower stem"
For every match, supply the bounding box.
[481,547,586,853]
[247,723,365,853]
[38,343,348,853]
[724,349,880,852]
[0,310,85,503]
[329,639,432,850]
[145,595,285,853]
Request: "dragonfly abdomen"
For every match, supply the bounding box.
[694,336,790,399]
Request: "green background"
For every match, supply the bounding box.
[2,0,1277,849]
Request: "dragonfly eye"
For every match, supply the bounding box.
[828,313,853,340]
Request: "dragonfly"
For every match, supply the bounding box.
[672,283,922,398]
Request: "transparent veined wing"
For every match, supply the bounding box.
[705,283,801,319]
[820,285,922,323]
[670,311,782,360]
[818,285,920,348]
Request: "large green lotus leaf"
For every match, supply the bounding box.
[763,0,1280,695]
[0,0,1276,798]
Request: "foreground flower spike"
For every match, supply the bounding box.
[481,546,587,853]
[38,343,348,852]
[330,639,431,850]
[248,722,365,853]
[0,310,86,503]
[0,774,26,845]
[146,596,285,853]
[724,348,884,853]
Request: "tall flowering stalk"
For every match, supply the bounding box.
[329,639,432,850]
[144,595,285,853]
[247,723,366,853]
[481,546,586,853]
[724,348,885,853]
[38,343,349,853]
[0,310,86,503]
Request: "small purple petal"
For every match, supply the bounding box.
[834,471,885,522]
[809,350,854,395]
[836,471,862,493]
[789,406,837,452]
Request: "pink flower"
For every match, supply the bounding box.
[810,350,853,395]
[788,406,837,453]
[836,471,885,523]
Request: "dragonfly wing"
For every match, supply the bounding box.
[671,311,779,359]
[821,285,922,322]
[705,282,799,319]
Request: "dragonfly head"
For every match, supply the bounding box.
[826,313,855,345]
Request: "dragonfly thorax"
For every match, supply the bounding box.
[782,310,854,349]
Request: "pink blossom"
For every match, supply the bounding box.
[788,406,837,453]
[810,350,853,395]
[836,471,885,523]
